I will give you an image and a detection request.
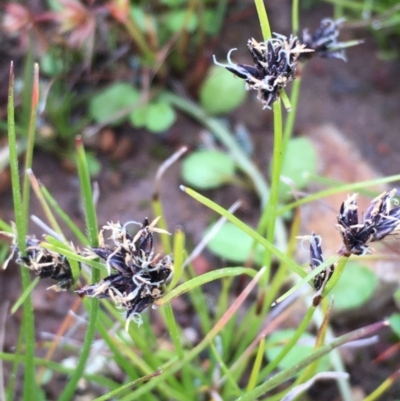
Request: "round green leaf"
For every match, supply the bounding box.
[279,137,317,200]
[388,313,400,338]
[205,222,263,264]
[85,152,101,177]
[40,53,64,76]
[129,105,148,128]
[159,0,188,6]
[199,66,247,114]
[163,10,198,33]
[146,101,176,133]
[181,150,235,189]
[330,262,378,311]
[265,329,330,372]
[89,83,140,126]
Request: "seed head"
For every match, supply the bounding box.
[77,217,173,327]
[301,18,348,61]
[308,233,335,291]
[336,189,400,256]
[1,228,75,290]
[213,34,313,109]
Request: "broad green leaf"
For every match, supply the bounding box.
[85,152,101,177]
[181,150,235,189]
[130,7,148,32]
[89,83,140,125]
[146,101,176,133]
[40,53,64,76]
[129,101,176,133]
[199,66,246,114]
[330,262,378,311]
[388,313,400,338]
[163,10,198,33]
[129,105,148,128]
[394,288,400,310]
[265,329,330,372]
[203,9,220,35]
[159,0,188,6]
[279,137,317,200]
[205,222,263,264]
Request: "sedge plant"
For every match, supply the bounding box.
[2,1,400,401]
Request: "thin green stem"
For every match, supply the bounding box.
[180,186,307,279]
[278,173,400,215]
[323,256,349,296]
[162,303,194,398]
[235,321,388,401]
[75,137,98,245]
[282,77,301,157]
[261,100,283,284]
[292,0,300,35]
[169,228,185,289]
[254,0,272,39]
[8,62,36,401]
[161,91,270,206]
[261,305,316,377]
[123,17,155,63]
[252,0,285,294]
[22,64,38,226]
[247,337,265,391]
[363,370,400,401]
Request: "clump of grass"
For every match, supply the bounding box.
[1,2,400,401]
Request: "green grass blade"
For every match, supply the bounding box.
[40,185,89,245]
[272,254,340,306]
[28,169,64,239]
[22,63,39,225]
[180,185,306,278]
[58,137,99,401]
[11,277,40,314]
[74,136,98,245]
[254,0,272,39]
[169,228,185,289]
[41,241,105,271]
[278,174,400,215]
[235,321,388,401]
[0,220,12,232]
[260,304,317,378]
[246,337,265,391]
[157,267,258,305]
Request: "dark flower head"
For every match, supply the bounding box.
[301,18,348,61]
[78,217,173,328]
[308,233,334,291]
[298,233,334,292]
[336,190,400,256]
[1,229,75,290]
[213,34,313,109]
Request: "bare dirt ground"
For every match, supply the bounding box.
[1,1,400,399]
